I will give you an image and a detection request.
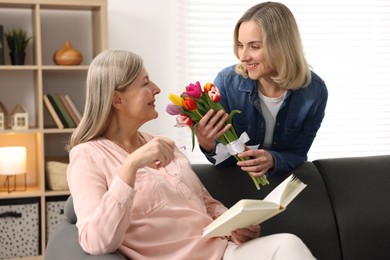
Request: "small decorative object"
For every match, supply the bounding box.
[5,27,32,65]
[10,104,28,130]
[0,101,8,130]
[167,81,269,190]
[0,146,27,193]
[45,161,69,190]
[53,40,83,65]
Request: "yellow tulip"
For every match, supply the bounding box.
[168,93,184,107]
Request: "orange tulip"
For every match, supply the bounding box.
[182,97,197,111]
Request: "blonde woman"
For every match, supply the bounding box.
[196,2,328,178]
[67,49,315,259]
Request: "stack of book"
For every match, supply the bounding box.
[43,94,82,129]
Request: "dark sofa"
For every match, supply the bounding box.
[45,155,390,260]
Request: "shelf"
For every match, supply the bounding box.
[44,190,70,197]
[0,1,107,259]
[42,65,89,70]
[0,65,89,70]
[0,185,41,198]
[0,65,38,70]
[42,128,75,134]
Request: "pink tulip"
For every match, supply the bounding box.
[185,81,202,99]
[175,114,193,127]
[166,104,183,115]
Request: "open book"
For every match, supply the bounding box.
[202,174,306,238]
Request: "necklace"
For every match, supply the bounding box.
[108,132,145,154]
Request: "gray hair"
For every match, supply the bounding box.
[68,50,143,150]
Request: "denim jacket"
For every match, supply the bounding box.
[203,65,328,175]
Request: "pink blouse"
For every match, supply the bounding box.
[67,133,228,260]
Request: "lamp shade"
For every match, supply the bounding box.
[0,146,27,175]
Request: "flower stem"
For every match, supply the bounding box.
[233,155,269,190]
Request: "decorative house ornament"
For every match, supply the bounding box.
[0,101,8,130]
[10,104,28,130]
[53,40,83,65]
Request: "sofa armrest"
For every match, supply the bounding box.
[313,155,390,260]
[45,196,127,260]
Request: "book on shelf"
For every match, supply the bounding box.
[64,94,82,122]
[202,174,307,238]
[60,94,80,126]
[43,94,65,129]
[51,93,76,128]
[0,25,4,65]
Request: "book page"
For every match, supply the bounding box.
[202,175,306,238]
[264,174,307,207]
[202,200,280,238]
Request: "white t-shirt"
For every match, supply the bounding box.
[258,90,287,149]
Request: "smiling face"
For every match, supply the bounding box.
[116,68,161,125]
[237,20,275,80]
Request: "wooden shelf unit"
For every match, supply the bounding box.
[0,0,107,259]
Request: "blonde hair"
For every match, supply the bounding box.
[67,50,143,151]
[234,2,311,89]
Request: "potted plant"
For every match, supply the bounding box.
[5,28,32,65]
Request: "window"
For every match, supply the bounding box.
[175,0,390,163]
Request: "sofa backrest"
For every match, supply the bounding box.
[192,162,342,260]
[313,155,390,260]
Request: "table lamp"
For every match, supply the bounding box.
[0,146,27,193]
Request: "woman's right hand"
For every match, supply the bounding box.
[195,109,231,153]
[119,136,176,185]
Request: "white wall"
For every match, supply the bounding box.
[108,0,180,140]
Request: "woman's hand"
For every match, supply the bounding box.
[230,225,261,245]
[129,136,175,168]
[119,136,176,185]
[195,109,231,153]
[236,148,275,177]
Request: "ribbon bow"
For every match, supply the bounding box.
[212,132,259,165]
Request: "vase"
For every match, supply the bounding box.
[10,52,26,65]
[53,40,83,65]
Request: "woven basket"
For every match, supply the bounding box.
[45,161,69,191]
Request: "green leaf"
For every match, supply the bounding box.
[227,110,241,124]
[5,28,32,53]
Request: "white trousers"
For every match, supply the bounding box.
[223,233,316,260]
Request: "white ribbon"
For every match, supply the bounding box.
[212,132,259,165]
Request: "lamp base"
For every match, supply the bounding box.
[0,174,27,193]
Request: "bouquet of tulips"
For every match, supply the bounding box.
[166,81,269,190]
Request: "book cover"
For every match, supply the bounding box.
[43,95,64,129]
[0,25,4,65]
[64,94,82,121]
[47,94,69,128]
[52,94,75,128]
[60,95,80,126]
[202,174,307,238]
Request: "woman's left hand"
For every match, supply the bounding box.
[230,225,261,245]
[236,148,274,177]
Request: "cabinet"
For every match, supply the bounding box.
[0,0,107,259]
